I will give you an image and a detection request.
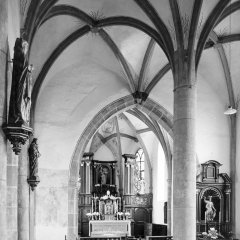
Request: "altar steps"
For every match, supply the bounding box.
[78,236,173,240]
[79,237,136,240]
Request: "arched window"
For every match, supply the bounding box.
[136,148,145,180]
[135,148,145,194]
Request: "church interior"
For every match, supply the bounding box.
[0,1,240,240]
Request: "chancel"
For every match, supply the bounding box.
[1,1,240,240]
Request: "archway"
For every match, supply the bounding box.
[67,95,173,239]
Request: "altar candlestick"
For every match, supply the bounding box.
[94,199,96,212]
[119,198,121,211]
[219,211,221,233]
[205,212,207,232]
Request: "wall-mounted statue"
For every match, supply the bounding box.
[28,138,41,178]
[8,38,33,126]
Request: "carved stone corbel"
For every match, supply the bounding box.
[2,124,33,155]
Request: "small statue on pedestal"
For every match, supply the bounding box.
[28,138,41,190]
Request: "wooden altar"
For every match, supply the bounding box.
[78,154,152,237]
[196,160,231,237]
[89,220,131,237]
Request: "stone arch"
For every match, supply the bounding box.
[67,95,173,239]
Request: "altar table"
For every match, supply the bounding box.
[89,220,131,237]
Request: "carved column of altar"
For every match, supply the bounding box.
[125,162,130,194]
[86,161,91,194]
[196,189,200,223]
[123,155,136,195]
[130,163,135,194]
[225,188,231,223]
[80,161,85,193]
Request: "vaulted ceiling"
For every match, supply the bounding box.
[17,0,240,170]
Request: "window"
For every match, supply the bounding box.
[135,148,145,194]
[136,148,145,180]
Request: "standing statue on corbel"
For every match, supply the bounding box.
[8,38,33,126]
[2,38,34,155]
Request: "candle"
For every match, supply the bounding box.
[219,211,221,233]
[99,200,100,213]
[205,212,207,232]
[92,199,93,213]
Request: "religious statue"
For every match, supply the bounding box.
[105,199,113,214]
[204,196,216,221]
[28,138,41,178]
[8,38,33,125]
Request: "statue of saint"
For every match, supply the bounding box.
[28,138,41,178]
[8,38,33,125]
[204,196,216,221]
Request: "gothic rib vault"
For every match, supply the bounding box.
[1,1,240,240]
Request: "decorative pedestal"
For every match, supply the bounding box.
[27,176,40,191]
[2,124,33,155]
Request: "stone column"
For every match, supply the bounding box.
[68,181,79,240]
[29,190,36,240]
[7,143,18,240]
[167,178,172,235]
[115,117,124,195]
[167,156,172,236]
[18,143,29,240]
[173,81,196,239]
[0,0,8,239]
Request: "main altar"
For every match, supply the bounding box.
[87,190,132,237]
[89,220,131,237]
[78,154,152,237]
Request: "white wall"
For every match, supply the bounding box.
[152,138,168,224]
[8,0,20,58]
[36,169,68,240]
[196,69,230,174]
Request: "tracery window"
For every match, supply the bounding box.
[134,148,145,194]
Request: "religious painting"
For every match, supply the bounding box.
[98,165,110,185]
